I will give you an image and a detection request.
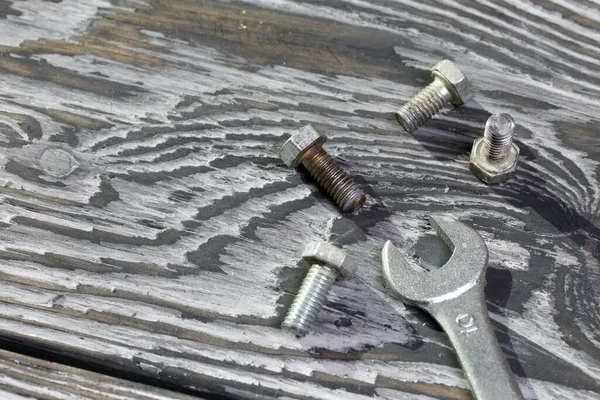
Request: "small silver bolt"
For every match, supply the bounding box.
[395,60,474,133]
[279,125,365,212]
[469,113,520,184]
[482,113,516,160]
[281,242,356,336]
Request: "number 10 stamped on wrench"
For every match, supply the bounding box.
[382,215,524,400]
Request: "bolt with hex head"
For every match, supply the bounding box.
[469,113,520,184]
[395,60,474,132]
[281,241,356,337]
[279,125,366,212]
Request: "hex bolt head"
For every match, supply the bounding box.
[431,60,474,106]
[281,242,355,337]
[301,241,357,278]
[395,60,474,133]
[279,125,366,212]
[279,125,326,168]
[469,113,520,184]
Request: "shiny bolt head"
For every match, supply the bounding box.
[279,125,326,168]
[431,60,474,105]
[302,241,356,278]
[469,138,520,184]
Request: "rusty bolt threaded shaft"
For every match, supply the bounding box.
[299,146,365,213]
[279,125,365,213]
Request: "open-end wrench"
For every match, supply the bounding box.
[382,215,523,400]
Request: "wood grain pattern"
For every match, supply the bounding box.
[0,0,598,398]
[0,348,196,400]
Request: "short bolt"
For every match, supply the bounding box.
[395,60,474,133]
[279,125,366,212]
[281,242,356,337]
[469,113,520,185]
[482,113,515,160]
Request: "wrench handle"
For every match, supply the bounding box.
[428,288,524,400]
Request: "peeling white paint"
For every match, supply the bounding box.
[0,0,596,397]
[0,0,111,47]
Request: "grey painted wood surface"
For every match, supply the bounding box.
[0,348,196,400]
[0,0,598,398]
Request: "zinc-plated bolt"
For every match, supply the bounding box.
[281,242,356,337]
[279,125,366,212]
[469,113,520,184]
[395,60,474,133]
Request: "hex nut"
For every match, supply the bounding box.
[279,125,326,168]
[301,241,356,278]
[469,138,520,184]
[431,60,474,105]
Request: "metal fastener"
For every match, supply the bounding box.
[281,242,356,336]
[395,60,474,133]
[469,113,520,184]
[279,125,366,212]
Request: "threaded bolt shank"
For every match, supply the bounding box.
[469,113,520,185]
[279,125,366,213]
[482,113,516,160]
[395,78,453,132]
[300,146,365,212]
[281,263,338,336]
[395,60,473,133]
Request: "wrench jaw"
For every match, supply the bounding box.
[381,216,490,308]
[428,214,485,255]
[382,240,478,308]
[382,240,430,307]
[427,214,489,291]
[382,216,524,400]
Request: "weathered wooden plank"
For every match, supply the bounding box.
[0,0,598,398]
[0,348,197,399]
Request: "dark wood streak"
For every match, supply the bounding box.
[0,0,597,399]
[0,348,196,400]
